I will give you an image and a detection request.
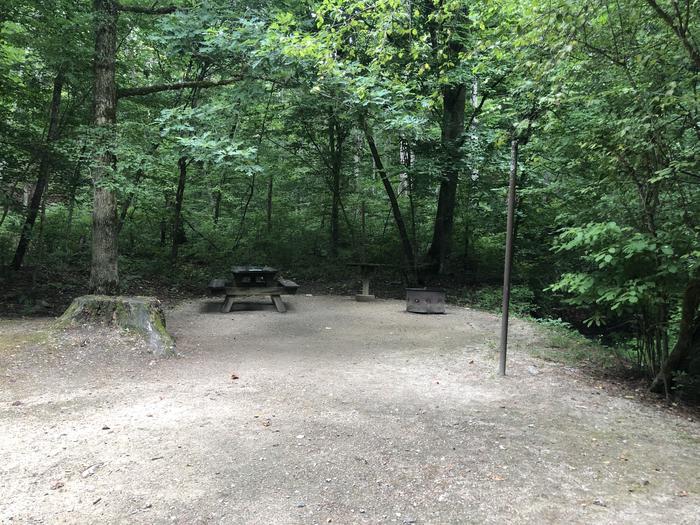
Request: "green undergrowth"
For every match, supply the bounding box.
[529,317,628,372]
[448,284,537,316]
[448,284,632,375]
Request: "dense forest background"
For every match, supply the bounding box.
[1,0,698,397]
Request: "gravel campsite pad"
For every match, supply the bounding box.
[1,295,699,524]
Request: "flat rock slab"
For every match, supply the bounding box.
[55,295,175,356]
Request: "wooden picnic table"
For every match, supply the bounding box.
[208,266,298,313]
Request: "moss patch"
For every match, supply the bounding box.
[55,295,175,356]
[0,329,49,354]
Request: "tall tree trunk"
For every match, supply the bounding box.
[426,83,467,273]
[329,113,342,257]
[363,127,416,280]
[89,0,119,294]
[266,174,273,233]
[213,185,222,224]
[171,157,187,262]
[651,273,700,395]
[11,73,64,270]
[160,202,167,246]
[330,166,341,257]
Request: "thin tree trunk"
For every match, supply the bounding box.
[214,112,240,224]
[360,200,366,261]
[160,220,167,246]
[11,72,64,270]
[171,157,187,262]
[66,149,86,235]
[0,180,19,229]
[231,176,256,252]
[89,0,119,294]
[363,127,416,280]
[402,140,419,279]
[426,83,467,273]
[266,174,273,233]
[36,192,48,261]
[328,112,343,257]
[329,185,340,253]
[31,193,48,288]
[330,163,341,256]
[231,84,273,251]
[117,168,143,235]
[463,196,471,273]
[213,187,222,224]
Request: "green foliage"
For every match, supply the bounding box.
[1,0,699,395]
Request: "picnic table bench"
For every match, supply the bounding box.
[208,266,298,313]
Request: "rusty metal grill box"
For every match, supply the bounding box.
[406,288,446,314]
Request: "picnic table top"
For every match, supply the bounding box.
[346,262,393,268]
[231,265,278,275]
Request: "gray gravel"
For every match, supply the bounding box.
[1,295,699,524]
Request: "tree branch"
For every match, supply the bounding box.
[117,76,245,98]
[646,0,700,70]
[116,2,178,14]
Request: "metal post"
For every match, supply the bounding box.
[499,138,519,376]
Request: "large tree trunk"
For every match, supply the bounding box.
[651,273,700,395]
[89,0,119,294]
[426,83,467,273]
[171,157,187,262]
[11,73,64,270]
[363,127,416,281]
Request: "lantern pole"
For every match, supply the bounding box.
[499,137,519,376]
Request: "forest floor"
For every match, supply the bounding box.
[1,295,699,524]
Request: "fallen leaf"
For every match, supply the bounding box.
[81,462,103,478]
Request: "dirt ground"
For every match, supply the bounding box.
[1,295,699,524]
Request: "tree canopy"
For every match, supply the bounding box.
[1,0,698,397]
